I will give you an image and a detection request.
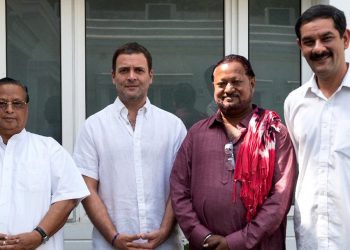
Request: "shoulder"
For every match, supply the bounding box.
[285,80,311,106]
[186,115,215,135]
[27,132,59,145]
[86,104,114,122]
[258,108,289,138]
[150,104,184,125]
[26,132,65,153]
[81,104,115,132]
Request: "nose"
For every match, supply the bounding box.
[224,82,236,93]
[127,70,137,81]
[4,103,14,113]
[313,39,326,53]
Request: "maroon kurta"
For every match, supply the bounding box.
[170,107,297,250]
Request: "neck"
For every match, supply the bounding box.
[221,105,253,141]
[120,98,146,131]
[0,135,10,145]
[120,97,146,114]
[221,105,253,126]
[222,115,241,141]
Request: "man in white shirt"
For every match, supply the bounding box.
[284,5,350,250]
[74,42,187,250]
[0,77,90,250]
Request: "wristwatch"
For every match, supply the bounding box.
[34,226,49,243]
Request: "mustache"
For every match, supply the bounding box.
[222,93,240,99]
[310,51,332,61]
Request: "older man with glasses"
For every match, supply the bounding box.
[0,77,89,250]
[170,54,297,250]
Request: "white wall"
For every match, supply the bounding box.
[329,0,350,61]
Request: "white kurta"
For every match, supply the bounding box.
[284,69,350,250]
[0,129,90,250]
[74,98,187,250]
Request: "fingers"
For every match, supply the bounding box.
[204,235,223,249]
[116,233,152,250]
[126,241,153,249]
[0,238,19,247]
[139,231,157,240]
[123,233,141,242]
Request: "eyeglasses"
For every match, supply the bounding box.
[0,100,27,110]
[224,142,235,171]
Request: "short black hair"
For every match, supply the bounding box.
[112,42,152,73]
[211,54,255,82]
[295,4,347,40]
[0,77,30,103]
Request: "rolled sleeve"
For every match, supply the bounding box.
[50,142,90,204]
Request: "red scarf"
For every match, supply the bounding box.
[233,108,281,221]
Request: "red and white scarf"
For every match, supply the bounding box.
[233,108,281,221]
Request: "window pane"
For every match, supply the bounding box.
[6,1,62,143]
[85,0,224,129]
[249,0,300,120]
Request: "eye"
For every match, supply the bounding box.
[118,68,129,74]
[231,80,242,86]
[134,68,145,74]
[302,39,314,47]
[216,82,227,88]
[0,101,7,108]
[12,101,26,109]
[322,36,333,42]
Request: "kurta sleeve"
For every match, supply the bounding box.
[225,125,297,249]
[73,120,99,180]
[50,139,90,204]
[170,132,212,249]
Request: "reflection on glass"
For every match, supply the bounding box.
[172,82,207,129]
[6,0,62,143]
[85,0,224,128]
[249,0,300,121]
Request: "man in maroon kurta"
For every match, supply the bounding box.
[170,54,297,250]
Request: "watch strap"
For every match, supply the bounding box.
[34,226,49,243]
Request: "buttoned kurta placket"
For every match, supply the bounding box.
[318,98,332,249]
[133,109,148,232]
[123,108,148,232]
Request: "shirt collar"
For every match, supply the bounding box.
[0,128,27,147]
[113,97,151,119]
[305,62,350,97]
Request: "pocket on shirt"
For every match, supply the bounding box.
[14,160,48,192]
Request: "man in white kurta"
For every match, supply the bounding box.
[0,130,90,250]
[0,77,89,250]
[74,42,187,249]
[74,98,186,249]
[284,4,350,249]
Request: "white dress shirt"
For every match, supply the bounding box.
[74,97,187,250]
[0,129,90,250]
[284,67,350,250]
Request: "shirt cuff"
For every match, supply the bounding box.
[189,224,212,249]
